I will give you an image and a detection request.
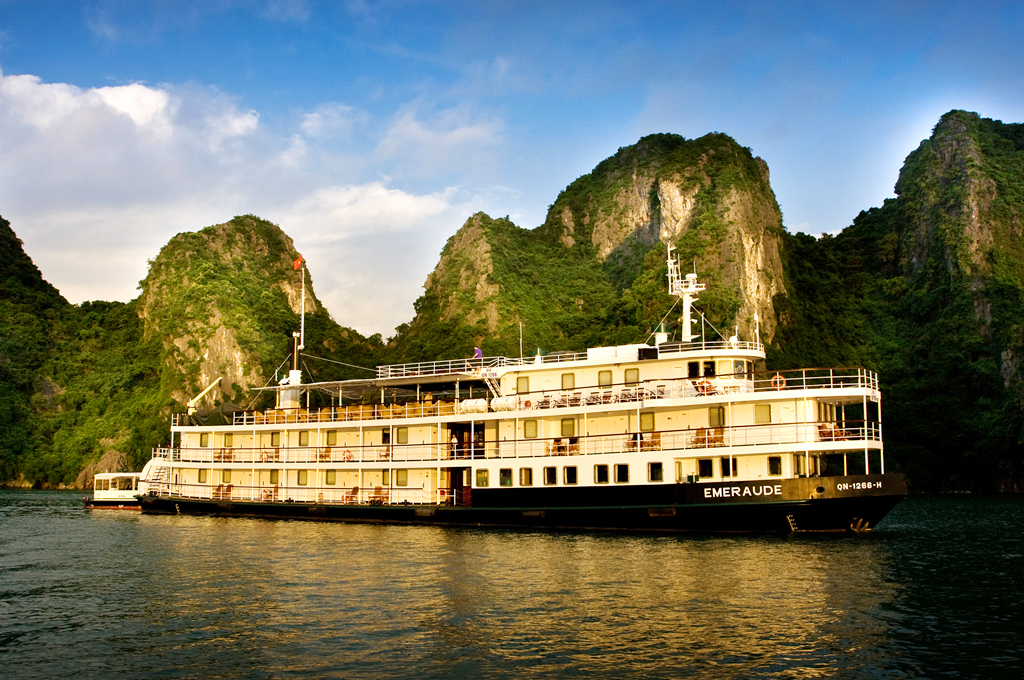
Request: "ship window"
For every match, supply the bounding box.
[598,370,612,387]
[499,468,513,486]
[561,418,575,437]
[703,361,715,377]
[222,469,231,483]
[395,469,408,487]
[200,433,209,447]
[382,470,390,486]
[326,430,337,446]
[747,361,754,380]
[298,431,309,446]
[297,470,308,486]
[640,412,655,432]
[625,368,639,385]
[709,406,726,428]
[198,469,207,484]
[698,459,714,478]
[794,454,804,476]
[382,429,390,445]
[615,464,629,483]
[520,468,533,486]
[734,360,745,377]
[270,469,279,485]
[326,470,337,485]
[721,457,736,478]
[524,420,538,439]
[562,373,575,390]
[595,464,609,484]
[768,456,782,476]
[223,433,233,448]
[718,360,732,376]
[648,462,664,482]
[475,469,489,487]
[271,432,280,447]
[563,466,578,485]
[754,404,772,424]
[688,361,700,378]
[517,376,529,394]
[397,427,408,445]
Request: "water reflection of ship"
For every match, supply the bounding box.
[138,247,905,532]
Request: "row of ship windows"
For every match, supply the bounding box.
[513,360,755,393]
[196,468,420,487]
[474,456,783,488]
[195,403,767,448]
[189,455,786,489]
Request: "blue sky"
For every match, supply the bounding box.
[1,1,1022,336]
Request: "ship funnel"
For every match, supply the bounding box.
[654,322,669,346]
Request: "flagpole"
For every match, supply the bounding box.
[299,263,306,351]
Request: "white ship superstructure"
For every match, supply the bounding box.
[139,250,903,532]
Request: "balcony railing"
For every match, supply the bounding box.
[145,481,460,506]
[196,368,878,428]
[373,340,768,379]
[154,420,880,466]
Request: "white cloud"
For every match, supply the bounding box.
[274,182,474,335]
[95,83,174,136]
[300,103,360,139]
[377,104,504,177]
[0,69,506,336]
[284,182,456,239]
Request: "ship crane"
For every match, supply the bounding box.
[186,377,222,415]
[667,245,705,342]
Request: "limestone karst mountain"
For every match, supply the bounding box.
[392,133,786,361]
[773,111,1024,491]
[3,113,1023,491]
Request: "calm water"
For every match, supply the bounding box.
[0,492,1021,679]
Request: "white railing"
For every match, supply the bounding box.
[154,420,881,465]
[373,340,769,379]
[210,368,878,428]
[149,481,454,506]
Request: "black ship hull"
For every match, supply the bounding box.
[138,473,905,533]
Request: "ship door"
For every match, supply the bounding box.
[447,423,484,459]
[445,466,471,505]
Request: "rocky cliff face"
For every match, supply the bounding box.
[402,133,787,360]
[774,110,1024,492]
[137,215,316,406]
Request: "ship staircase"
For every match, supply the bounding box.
[481,364,503,399]
[146,464,172,496]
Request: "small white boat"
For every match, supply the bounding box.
[84,472,142,510]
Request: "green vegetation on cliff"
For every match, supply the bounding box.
[4,112,1023,492]
[773,111,1024,491]
[393,133,784,362]
[1,215,383,487]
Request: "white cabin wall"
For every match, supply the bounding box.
[777,401,797,423]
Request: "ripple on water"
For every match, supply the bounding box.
[0,490,1021,678]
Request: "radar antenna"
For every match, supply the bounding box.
[667,245,705,342]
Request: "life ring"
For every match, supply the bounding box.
[697,380,713,395]
[344,450,353,462]
[524,400,532,409]
[771,373,786,390]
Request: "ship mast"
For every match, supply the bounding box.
[667,245,706,342]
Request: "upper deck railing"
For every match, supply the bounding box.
[190,367,877,428]
[374,340,766,379]
[153,419,881,467]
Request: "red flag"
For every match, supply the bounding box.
[293,255,303,270]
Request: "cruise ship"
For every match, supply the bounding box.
[137,248,905,532]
